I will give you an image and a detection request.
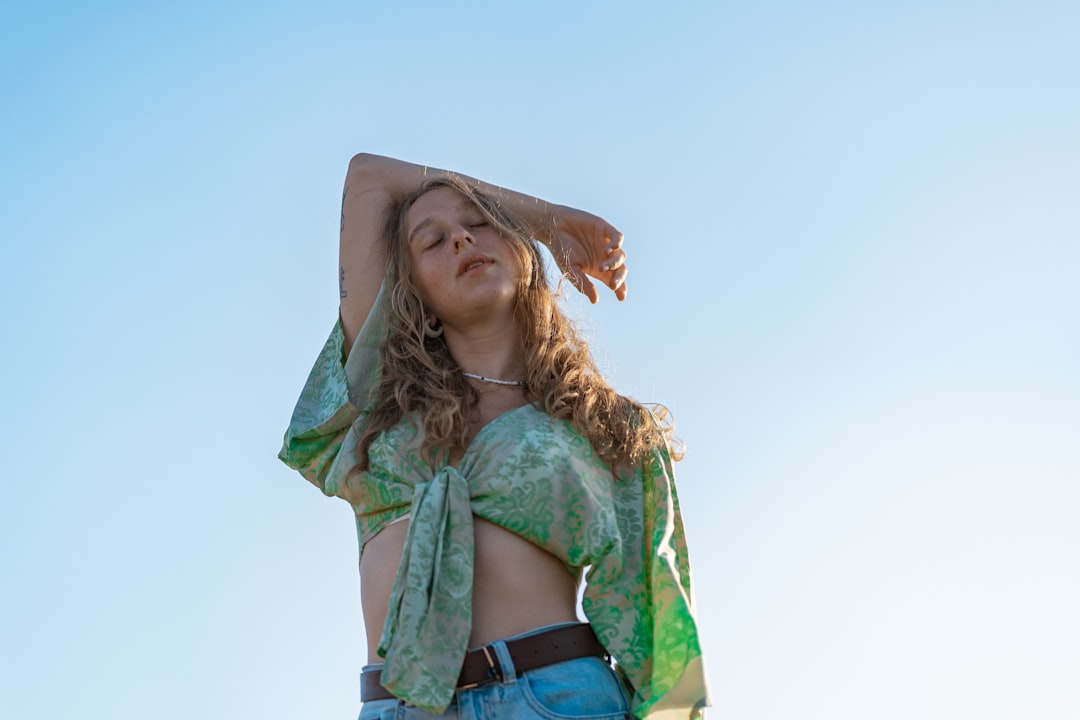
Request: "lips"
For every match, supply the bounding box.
[457,253,494,277]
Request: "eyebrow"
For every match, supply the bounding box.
[407,217,437,247]
[407,197,478,247]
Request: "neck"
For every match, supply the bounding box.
[443,316,525,384]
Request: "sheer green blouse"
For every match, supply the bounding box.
[279,283,708,719]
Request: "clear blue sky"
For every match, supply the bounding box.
[2,2,1077,718]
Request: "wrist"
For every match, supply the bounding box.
[534,203,562,245]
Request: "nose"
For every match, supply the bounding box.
[451,225,476,252]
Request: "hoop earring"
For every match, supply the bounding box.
[424,316,444,338]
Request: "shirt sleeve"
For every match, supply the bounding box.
[278,279,391,498]
[583,442,710,720]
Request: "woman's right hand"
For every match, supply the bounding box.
[547,206,628,303]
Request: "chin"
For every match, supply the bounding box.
[458,287,518,322]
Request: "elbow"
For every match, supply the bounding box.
[348,152,396,180]
[346,152,394,196]
[347,152,377,183]
[348,152,375,173]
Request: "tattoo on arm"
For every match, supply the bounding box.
[340,183,349,298]
[341,182,348,232]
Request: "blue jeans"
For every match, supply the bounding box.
[359,624,632,720]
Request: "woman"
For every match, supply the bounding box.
[280,154,707,720]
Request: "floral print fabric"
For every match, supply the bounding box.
[279,282,708,719]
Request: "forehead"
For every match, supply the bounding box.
[406,187,476,230]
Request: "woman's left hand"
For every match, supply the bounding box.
[547,205,627,303]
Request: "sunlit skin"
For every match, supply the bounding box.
[405,187,521,336]
[359,186,579,661]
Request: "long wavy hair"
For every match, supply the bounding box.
[354,176,678,474]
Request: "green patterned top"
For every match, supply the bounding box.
[279,282,708,719]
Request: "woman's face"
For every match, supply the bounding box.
[404,187,522,330]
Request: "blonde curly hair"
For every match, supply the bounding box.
[354,176,678,474]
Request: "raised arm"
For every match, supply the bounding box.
[337,153,414,353]
[338,153,627,352]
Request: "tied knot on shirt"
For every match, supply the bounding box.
[377,466,475,713]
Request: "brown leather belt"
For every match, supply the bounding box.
[360,623,607,702]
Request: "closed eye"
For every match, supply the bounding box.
[426,233,445,250]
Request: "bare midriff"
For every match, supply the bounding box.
[359,516,580,663]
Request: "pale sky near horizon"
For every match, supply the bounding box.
[2,2,1078,719]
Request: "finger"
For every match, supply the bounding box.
[606,229,624,254]
[570,266,599,304]
[600,248,626,272]
[610,265,628,301]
